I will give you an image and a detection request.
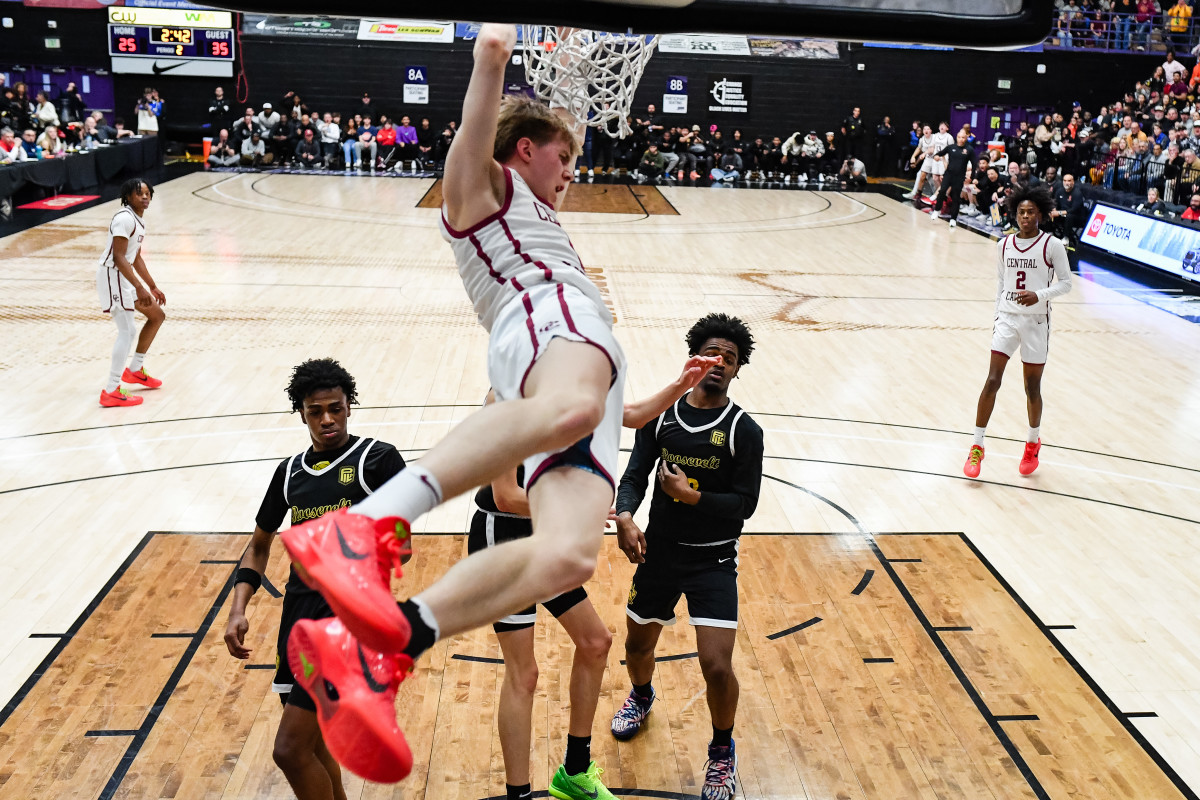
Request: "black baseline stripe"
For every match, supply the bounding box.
[0,533,155,726]
[261,575,283,599]
[1046,624,1077,630]
[1124,712,1160,718]
[995,715,1039,721]
[200,559,239,564]
[243,664,275,670]
[863,657,895,663]
[85,730,140,737]
[619,651,700,666]
[762,473,1051,800]
[451,654,504,665]
[887,558,923,563]
[99,541,242,800]
[851,569,874,595]
[956,534,1199,800]
[766,617,822,640]
[28,633,67,639]
[150,633,196,639]
[933,626,973,632]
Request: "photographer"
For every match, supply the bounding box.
[135,88,161,136]
[838,156,867,189]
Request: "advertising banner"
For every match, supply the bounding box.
[746,37,839,59]
[1081,202,1200,282]
[357,19,454,44]
[659,34,750,56]
[707,74,751,115]
[243,15,360,39]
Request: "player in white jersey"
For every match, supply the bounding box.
[278,23,720,789]
[965,184,1072,479]
[95,178,166,407]
[904,124,941,199]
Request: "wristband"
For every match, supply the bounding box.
[234,567,262,593]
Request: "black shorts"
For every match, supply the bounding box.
[274,590,334,712]
[626,536,740,629]
[467,508,587,633]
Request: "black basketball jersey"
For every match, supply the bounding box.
[473,466,528,517]
[256,435,405,594]
[616,394,764,545]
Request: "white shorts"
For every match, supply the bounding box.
[991,310,1050,364]
[921,157,945,176]
[487,282,626,494]
[96,264,134,314]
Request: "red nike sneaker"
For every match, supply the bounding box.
[963,444,985,478]
[1019,439,1041,475]
[122,367,162,388]
[288,617,414,783]
[99,387,143,407]
[280,508,412,653]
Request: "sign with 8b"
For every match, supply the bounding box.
[664,75,688,114]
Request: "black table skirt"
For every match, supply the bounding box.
[0,137,161,200]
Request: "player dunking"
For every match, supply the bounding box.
[611,314,762,800]
[96,178,166,407]
[964,184,1072,478]
[277,23,720,787]
[223,359,408,795]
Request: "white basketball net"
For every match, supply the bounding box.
[520,25,658,139]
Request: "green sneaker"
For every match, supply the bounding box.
[549,761,616,800]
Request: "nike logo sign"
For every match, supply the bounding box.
[718,557,732,563]
[291,469,303,478]
[151,61,186,75]
[358,645,390,693]
[336,522,369,560]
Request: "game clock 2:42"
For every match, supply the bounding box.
[109,25,234,60]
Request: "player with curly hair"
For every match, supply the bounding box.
[964,184,1072,479]
[95,178,166,407]
[222,358,407,800]
[611,313,763,800]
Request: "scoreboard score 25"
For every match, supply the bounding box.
[107,8,235,60]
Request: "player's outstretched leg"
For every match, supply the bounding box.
[282,340,614,651]
[287,617,414,784]
[965,351,1008,478]
[1019,362,1045,475]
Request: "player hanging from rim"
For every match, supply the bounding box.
[223,358,408,799]
[95,178,165,407]
[964,184,1072,479]
[278,23,722,789]
[611,314,762,800]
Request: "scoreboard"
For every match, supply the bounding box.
[107,8,235,65]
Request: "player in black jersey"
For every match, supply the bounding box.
[222,359,405,800]
[611,314,763,800]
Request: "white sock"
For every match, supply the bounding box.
[973,427,986,447]
[353,463,443,522]
[129,352,146,372]
[411,596,441,643]
[106,311,136,393]
[1027,426,1040,444]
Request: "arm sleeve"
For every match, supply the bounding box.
[936,145,952,157]
[615,421,659,516]
[365,443,407,491]
[694,417,764,520]
[1037,238,1074,301]
[254,459,291,533]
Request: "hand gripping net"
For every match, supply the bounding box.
[520,25,658,139]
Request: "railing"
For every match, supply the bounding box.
[1044,11,1188,53]
[1085,153,1200,203]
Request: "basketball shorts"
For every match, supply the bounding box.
[920,157,945,176]
[992,310,1050,365]
[626,536,740,629]
[467,507,587,632]
[273,590,335,711]
[487,282,627,494]
[96,264,135,314]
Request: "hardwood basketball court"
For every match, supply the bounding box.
[1,172,1198,799]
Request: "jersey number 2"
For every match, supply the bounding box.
[1015,270,1026,290]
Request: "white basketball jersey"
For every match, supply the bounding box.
[99,207,146,269]
[439,167,609,333]
[996,231,1072,315]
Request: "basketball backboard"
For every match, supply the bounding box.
[211,0,1053,48]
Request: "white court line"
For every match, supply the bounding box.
[759,426,1200,494]
[6,418,1195,497]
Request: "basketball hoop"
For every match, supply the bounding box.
[520,25,658,139]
